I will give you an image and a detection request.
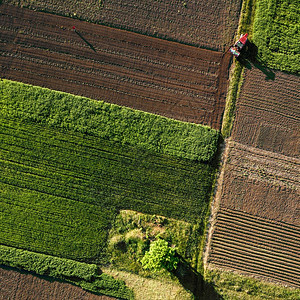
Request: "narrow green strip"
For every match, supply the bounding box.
[0,79,218,161]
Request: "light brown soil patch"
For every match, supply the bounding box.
[208,208,300,288]
[220,141,299,226]
[0,266,115,300]
[0,4,231,129]
[232,68,300,158]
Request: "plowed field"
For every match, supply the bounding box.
[3,0,242,51]
[220,141,299,225]
[207,66,300,287]
[0,4,231,129]
[207,142,300,288]
[232,69,300,158]
[0,266,115,300]
[208,208,300,288]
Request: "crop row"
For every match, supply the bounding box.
[209,209,300,287]
[0,117,214,216]
[217,208,300,242]
[0,80,219,161]
[0,245,134,299]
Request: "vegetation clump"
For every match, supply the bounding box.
[141,239,179,272]
[108,211,203,275]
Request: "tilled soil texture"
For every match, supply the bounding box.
[0,266,116,300]
[0,5,231,130]
[207,67,300,287]
[208,141,300,288]
[232,68,300,158]
[3,0,242,51]
[219,141,299,226]
[208,208,300,288]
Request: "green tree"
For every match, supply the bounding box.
[141,239,179,272]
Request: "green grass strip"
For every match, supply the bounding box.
[205,269,300,300]
[221,0,256,137]
[253,0,300,74]
[0,79,218,161]
[0,245,134,299]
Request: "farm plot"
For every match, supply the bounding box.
[0,4,231,130]
[3,0,242,51]
[0,266,116,300]
[208,208,300,288]
[218,141,299,226]
[207,141,300,287]
[0,115,215,262]
[232,68,300,158]
[253,0,300,73]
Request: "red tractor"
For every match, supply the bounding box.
[229,33,248,57]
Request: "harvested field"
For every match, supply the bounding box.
[232,68,300,158]
[0,266,115,300]
[0,4,231,129]
[3,0,242,51]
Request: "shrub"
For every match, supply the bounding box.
[141,239,179,272]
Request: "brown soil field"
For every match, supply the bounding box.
[3,0,242,51]
[207,142,300,288]
[207,66,300,287]
[208,208,300,288]
[232,68,300,158]
[0,266,115,300]
[0,4,231,129]
[218,141,299,226]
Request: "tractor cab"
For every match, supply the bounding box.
[230,33,248,57]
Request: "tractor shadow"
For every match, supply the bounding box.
[172,257,223,300]
[237,41,275,80]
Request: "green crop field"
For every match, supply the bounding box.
[253,0,300,73]
[1,80,218,162]
[0,80,216,265]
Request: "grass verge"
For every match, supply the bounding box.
[221,0,256,138]
[205,269,300,300]
[103,267,193,300]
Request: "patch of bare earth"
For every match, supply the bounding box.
[232,69,300,158]
[207,68,300,288]
[0,4,231,129]
[0,266,115,300]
